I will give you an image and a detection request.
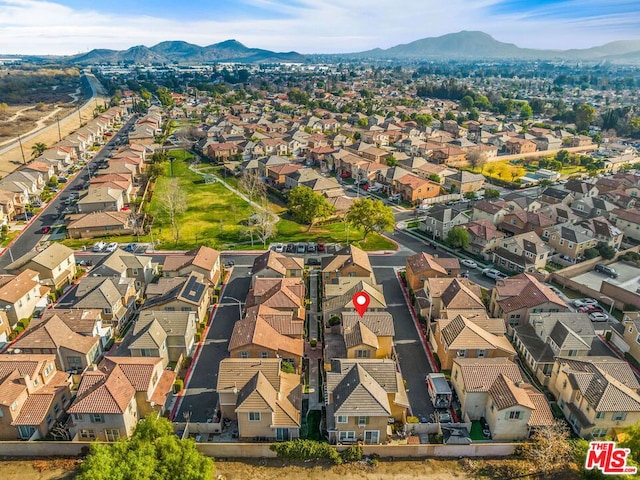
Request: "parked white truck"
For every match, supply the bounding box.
[426,373,452,409]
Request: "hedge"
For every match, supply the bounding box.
[270,439,341,464]
[173,378,184,394]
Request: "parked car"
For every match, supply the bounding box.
[317,242,325,252]
[286,243,295,253]
[594,263,618,278]
[461,259,478,269]
[307,242,316,253]
[123,243,136,252]
[104,242,119,253]
[14,212,34,221]
[40,226,51,234]
[58,177,68,183]
[388,193,401,202]
[274,243,284,253]
[296,243,306,254]
[92,241,106,252]
[573,298,599,308]
[225,260,235,268]
[482,268,507,280]
[579,305,605,314]
[589,312,609,322]
[306,258,321,266]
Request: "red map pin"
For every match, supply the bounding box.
[353,291,371,317]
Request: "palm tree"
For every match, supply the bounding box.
[31,142,47,159]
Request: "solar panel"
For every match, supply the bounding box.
[182,275,205,302]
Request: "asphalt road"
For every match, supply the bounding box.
[0,115,138,271]
[174,265,252,423]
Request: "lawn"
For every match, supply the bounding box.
[478,158,587,182]
[148,153,255,250]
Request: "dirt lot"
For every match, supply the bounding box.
[0,458,470,480]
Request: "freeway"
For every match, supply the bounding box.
[0,114,138,271]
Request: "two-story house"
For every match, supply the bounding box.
[463,219,506,261]
[321,245,375,285]
[141,272,211,324]
[76,187,124,213]
[404,252,460,291]
[489,274,569,328]
[421,204,470,240]
[161,245,221,285]
[0,269,45,326]
[326,359,409,444]
[0,354,72,440]
[610,312,640,366]
[251,251,304,282]
[513,312,595,386]
[419,277,485,323]
[323,280,386,323]
[216,358,301,442]
[549,356,640,439]
[5,243,76,291]
[90,248,157,293]
[444,171,485,194]
[492,231,552,273]
[542,223,598,260]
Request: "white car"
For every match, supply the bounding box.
[461,259,478,269]
[589,312,609,322]
[573,298,599,308]
[104,242,119,253]
[92,241,106,252]
[274,243,284,253]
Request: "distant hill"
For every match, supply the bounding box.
[68,40,304,65]
[344,31,640,62]
[9,32,640,64]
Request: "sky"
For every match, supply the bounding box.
[1,0,640,55]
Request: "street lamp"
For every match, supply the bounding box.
[223,296,244,319]
[599,295,615,316]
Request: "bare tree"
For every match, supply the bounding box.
[238,170,266,202]
[519,421,572,477]
[466,149,487,172]
[252,211,276,246]
[158,178,187,246]
[242,225,256,247]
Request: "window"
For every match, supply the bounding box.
[259,352,269,359]
[592,428,608,438]
[140,348,153,357]
[44,364,53,376]
[73,413,84,421]
[355,349,370,358]
[32,378,39,387]
[104,307,112,315]
[613,412,627,421]
[457,350,466,357]
[239,351,249,359]
[568,350,579,357]
[10,401,18,411]
[79,429,96,440]
[90,414,105,423]
[54,403,60,414]
[477,349,488,358]
[596,411,606,420]
[68,356,83,370]
[357,416,368,426]
[105,429,121,442]
[508,411,522,420]
[562,380,567,390]
[132,269,139,275]
[337,415,348,424]
[46,414,53,425]
[339,431,355,441]
[248,412,261,422]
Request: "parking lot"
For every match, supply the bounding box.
[571,261,640,293]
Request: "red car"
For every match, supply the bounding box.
[317,242,325,252]
[340,173,350,179]
[40,226,51,234]
[579,305,604,314]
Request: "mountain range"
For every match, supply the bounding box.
[16,31,640,64]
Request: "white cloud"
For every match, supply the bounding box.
[0,0,639,55]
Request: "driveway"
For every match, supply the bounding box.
[374,266,434,421]
[173,265,252,423]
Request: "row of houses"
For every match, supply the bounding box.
[0,242,221,441]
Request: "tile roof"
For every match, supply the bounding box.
[217,358,282,393]
[439,315,515,354]
[440,279,484,310]
[322,245,373,276]
[453,358,523,393]
[68,366,136,415]
[244,304,303,337]
[341,312,395,337]
[252,251,304,277]
[406,252,447,276]
[495,274,567,313]
[12,314,99,355]
[488,374,536,411]
[0,269,39,304]
[11,393,56,426]
[344,321,379,350]
[228,316,303,357]
[330,364,392,417]
[524,385,555,427]
[246,277,304,311]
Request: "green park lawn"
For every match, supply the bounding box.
[141,151,397,251]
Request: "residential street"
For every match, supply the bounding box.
[173,265,252,423]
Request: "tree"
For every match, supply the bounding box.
[385,155,398,167]
[484,188,500,199]
[575,103,596,131]
[147,162,164,179]
[596,242,616,260]
[446,226,470,249]
[520,104,533,120]
[238,170,266,203]
[47,175,58,188]
[250,208,277,247]
[464,191,477,201]
[584,247,600,260]
[158,178,187,245]
[77,415,214,480]
[31,142,47,159]
[519,421,572,477]
[346,198,395,240]
[460,95,474,110]
[428,174,441,183]
[288,186,334,231]
[486,165,496,178]
[466,150,487,172]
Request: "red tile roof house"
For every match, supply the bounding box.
[489,274,569,329]
[68,356,175,441]
[0,354,72,440]
[463,219,506,261]
[405,252,460,291]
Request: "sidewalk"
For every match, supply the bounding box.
[305,271,324,411]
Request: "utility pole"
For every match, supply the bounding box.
[17,135,26,165]
[56,114,62,142]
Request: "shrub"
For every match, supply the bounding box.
[173,378,184,394]
[310,338,317,348]
[281,361,295,374]
[270,439,341,465]
[211,295,218,304]
[407,416,419,423]
[328,315,341,327]
[195,332,201,342]
[340,444,363,463]
[17,318,30,330]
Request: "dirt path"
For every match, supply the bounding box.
[1,106,35,125]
